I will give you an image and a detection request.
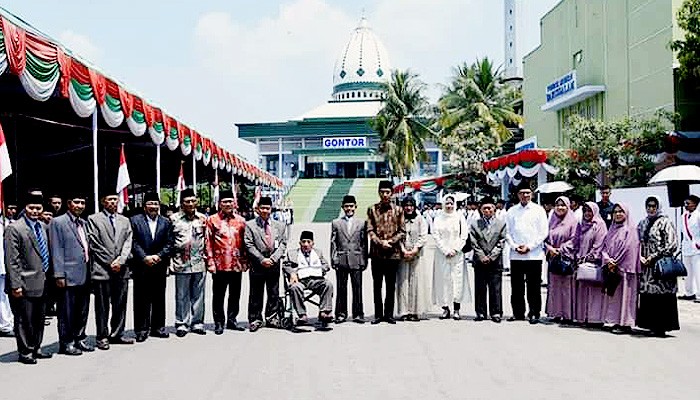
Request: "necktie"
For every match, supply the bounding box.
[34,222,49,272]
[76,220,89,260]
[109,214,116,233]
[264,220,273,250]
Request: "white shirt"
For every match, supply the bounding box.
[495,209,507,221]
[147,216,158,240]
[573,208,583,223]
[505,201,549,261]
[682,209,700,256]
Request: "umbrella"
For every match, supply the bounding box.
[535,181,573,193]
[648,165,700,185]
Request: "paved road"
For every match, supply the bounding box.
[2,223,700,400]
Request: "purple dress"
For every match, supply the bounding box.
[573,202,608,323]
[601,203,640,327]
[545,196,578,320]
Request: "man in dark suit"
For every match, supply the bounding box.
[130,192,172,342]
[49,193,94,356]
[244,196,287,332]
[4,191,53,364]
[331,195,367,323]
[87,193,134,350]
[469,197,507,323]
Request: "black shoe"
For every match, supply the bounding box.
[18,354,37,365]
[76,340,95,352]
[0,330,14,337]
[226,321,245,331]
[59,343,82,356]
[507,316,525,322]
[452,310,461,320]
[296,316,309,326]
[109,336,135,345]
[353,316,366,324]
[385,317,396,324]
[249,320,263,332]
[191,327,206,335]
[214,323,224,335]
[175,329,188,338]
[408,314,420,322]
[678,294,696,301]
[150,329,170,339]
[335,315,347,324]
[439,307,451,320]
[492,316,502,323]
[96,339,110,350]
[371,318,382,325]
[34,350,53,359]
[528,316,540,325]
[474,315,486,322]
[135,333,148,343]
[611,325,631,335]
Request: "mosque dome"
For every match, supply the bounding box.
[332,17,391,102]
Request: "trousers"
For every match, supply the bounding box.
[510,260,542,318]
[211,271,241,325]
[93,278,129,340]
[175,272,206,330]
[371,260,399,319]
[57,285,90,345]
[289,276,334,316]
[248,266,280,323]
[335,269,364,318]
[473,263,503,317]
[682,254,700,296]
[0,278,14,333]
[132,266,167,334]
[9,295,45,356]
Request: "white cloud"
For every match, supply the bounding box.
[58,30,103,64]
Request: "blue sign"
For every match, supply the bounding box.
[323,136,367,149]
[546,70,577,103]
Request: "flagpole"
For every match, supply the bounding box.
[156,144,161,198]
[92,111,99,212]
[192,151,197,195]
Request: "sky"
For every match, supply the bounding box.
[2,0,561,162]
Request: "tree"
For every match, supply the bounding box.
[371,70,433,179]
[437,58,523,177]
[670,0,700,82]
[551,111,674,199]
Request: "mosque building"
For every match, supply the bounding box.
[236,17,443,185]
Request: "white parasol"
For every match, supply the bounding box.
[648,165,700,185]
[535,181,574,193]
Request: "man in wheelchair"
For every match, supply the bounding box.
[283,231,334,328]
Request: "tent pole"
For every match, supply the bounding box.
[156,145,161,198]
[92,111,99,212]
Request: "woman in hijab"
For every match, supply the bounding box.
[545,196,578,323]
[573,202,608,326]
[636,196,680,337]
[601,203,640,334]
[433,195,471,320]
[397,197,430,321]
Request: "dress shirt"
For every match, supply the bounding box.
[205,212,248,272]
[147,215,158,240]
[682,209,700,256]
[505,201,549,261]
[574,208,583,223]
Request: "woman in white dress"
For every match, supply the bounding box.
[433,195,471,320]
[397,197,431,321]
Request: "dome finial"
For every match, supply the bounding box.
[358,10,368,29]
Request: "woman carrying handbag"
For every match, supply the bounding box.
[573,202,608,327]
[545,196,578,324]
[636,196,681,337]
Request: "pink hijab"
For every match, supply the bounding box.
[547,196,578,258]
[601,202,641,273]
[574,202,607,260]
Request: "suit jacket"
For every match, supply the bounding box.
[49,213,89,287]
[469,217,507,269]
[283,247,329,277]
[87,211,133,281]
[330,216,368,270]
[244,216,287,273]
[130,213,172,274]
[4,218,49,297]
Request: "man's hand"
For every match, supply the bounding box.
[110,260,121,273]
[480,256,491,264]
[381,240,392,249]
[144,256,155,266]
[446,250,457,258]
[261,258,274,268]
[56,278,66,288]
[290,273,299,284]
[152,255,162,264]
[516,245,529,254]
[11,288,23,298]
[207,265,216,274]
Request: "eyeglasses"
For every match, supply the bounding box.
[645,204,658,208]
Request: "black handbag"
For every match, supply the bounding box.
[653,255,687,280]
[548,254,574,276]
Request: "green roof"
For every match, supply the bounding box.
[236,118,378,140]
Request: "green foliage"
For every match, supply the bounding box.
[551,111,675,197]
[436,58,522,176]
[670,0,700,82]
[371,70,433,179]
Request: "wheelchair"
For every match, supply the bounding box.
[279,258,332,332]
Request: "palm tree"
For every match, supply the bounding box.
[439,58,522,145]
[371,69,433,179]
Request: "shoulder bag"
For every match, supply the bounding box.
[653,254,687,280]
[548,253,574,276]
[576,262,603,283]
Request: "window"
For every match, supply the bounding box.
[259,139,279,153]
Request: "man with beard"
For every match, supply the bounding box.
[50,193,94,355]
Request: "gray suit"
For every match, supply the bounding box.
[330,216,367,319]
[284,248,333,315]
[86,210,133,340]
[49,213,91,346]
[4,218,49,356]
[469,217,506,318]
[244,216,287,323]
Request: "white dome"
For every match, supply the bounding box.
[332,17,391,102]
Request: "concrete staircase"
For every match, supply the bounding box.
[285,179,333,223]
[285,178,384,223]
[313,179,354,222]
[347,178,382,218]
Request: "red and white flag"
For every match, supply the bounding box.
[0,123,12,182]
[253,185,261,208]
[231,173,237,203]
[212,169,220,206]
[116,144,130,213]
[175,163,186,205]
